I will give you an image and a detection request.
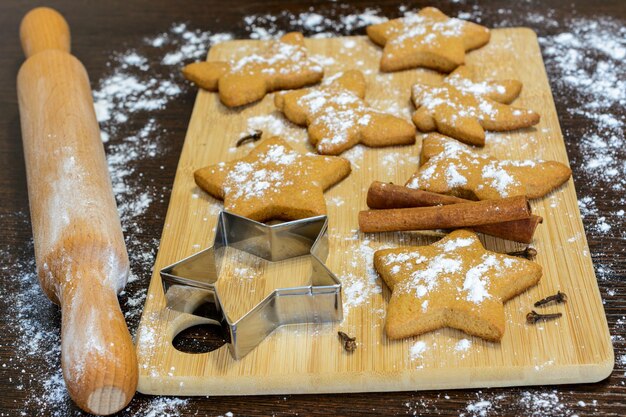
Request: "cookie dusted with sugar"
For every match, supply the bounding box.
[406,134,571,200]
[274,70,416,155]
[194,137,351,222]
[374,229,542,341]
[366,7,490,73]
[182,32,323,107]
[412,65,540,146]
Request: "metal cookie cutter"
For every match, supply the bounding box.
[160,211,343,359]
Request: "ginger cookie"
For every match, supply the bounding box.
[275,70,416,155]
[412,65,540,146]
[366,7,490,73]
[182,32,323,107]
[406,134,571,200]
[374,229,542,341]
[194,137,351,222]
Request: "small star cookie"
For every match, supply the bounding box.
[411,65,540,146]
[194,137,351,222]
[374,229,542,341]
[406,134,571,200]
[275,70,416,155]
[366,7,490,73]
[182,32,323,107]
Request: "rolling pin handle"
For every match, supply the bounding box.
[60,264,137,415]
[20,7,71,58]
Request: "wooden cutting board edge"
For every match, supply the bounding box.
[134,28,614,395]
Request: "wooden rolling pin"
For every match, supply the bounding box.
[17,8,137,415]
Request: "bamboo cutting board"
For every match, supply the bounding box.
[135,29,613,395]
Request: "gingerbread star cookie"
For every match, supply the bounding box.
[411,65,540,146]
[182,32,323,107]
[194,137,351,222]
[366,7,490,73]
[374,229,542,341]
[275,70,416,155]
[406,134,571,200]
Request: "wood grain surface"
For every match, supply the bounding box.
[1,1,624,416]
[135,30,613,396]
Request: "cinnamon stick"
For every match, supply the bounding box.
[367,181,463,208]
[359,195,532,234]
[365,182,542,243]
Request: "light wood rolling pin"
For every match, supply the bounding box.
[17,7,138,415]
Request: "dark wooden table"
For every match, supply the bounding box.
[1,1,624,416]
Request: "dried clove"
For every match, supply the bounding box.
[534,291,567,307]
[236,129,263,147]
[526,310,562,324]
[338,331,357,353]
[506,247,537,259]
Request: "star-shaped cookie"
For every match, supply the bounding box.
[194,137,351,222]
[411,65,540,146]
[374,229,542,341]
[406,134,571,200]
[366,7,490,73]
[182,32,323,107]
[274,70,416,155]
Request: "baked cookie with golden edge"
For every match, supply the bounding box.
[194,137,351,222]
[411,65,540,146]
[366,7,490,73]
[182,32,323,107]
[406,134,571,200]
[374,229,542,341]
[275,70,416,155]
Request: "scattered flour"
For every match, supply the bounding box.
[409,340,428,360]
[466,400,493,417]
[339,238,389,316]
[455,338,472,352]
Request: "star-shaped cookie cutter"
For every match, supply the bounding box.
[160,211,343,359]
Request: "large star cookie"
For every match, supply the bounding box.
[406,134,571,200]
[411,65,540,146]
[374,229,542,341]
[194,137,351,222]
[366,7,490,73]
[182,32,323,107]
[274,70,416,155]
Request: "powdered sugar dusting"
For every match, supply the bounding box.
[385,232,523,306]
[294,72,405,153]
[407,137,546,198]
[214,142,332,211]
[386,11,466,47]
[230,36,322,76]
